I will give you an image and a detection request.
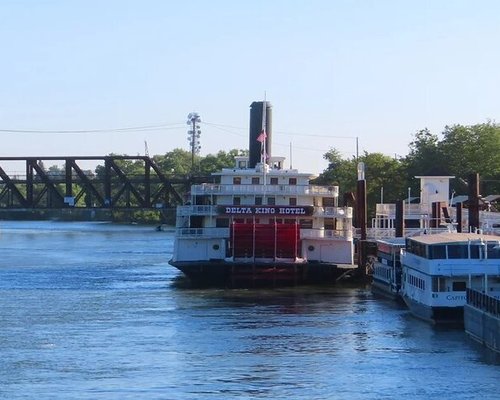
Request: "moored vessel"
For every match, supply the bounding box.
[169,101,357,286]
[370,237,405,300]
[400,232,500,324]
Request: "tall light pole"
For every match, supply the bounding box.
[187,112,201,172]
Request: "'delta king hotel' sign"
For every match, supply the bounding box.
[217,206,314,216]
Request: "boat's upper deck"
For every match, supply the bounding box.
[407,232,500,245]
[192,156,339,200]
[404,232,500,262]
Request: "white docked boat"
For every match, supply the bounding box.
[169,101,356,286]
[370,237,405,300]
[400,232,500,324]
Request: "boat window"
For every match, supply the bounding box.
[189,216,203,228]
[289,178,297,185]
[448,244,467,259]
[406,239,426,257]
[252,177,260,185]
[487,243,500,259]
[289,197,297,206]
[233,177,241,185]
[324,218,335,230]
[470,244,480,259]
[432,277,439,292]
[452,281,466,291]
[429,245,446,259]
[267,197,275,205]
[270,177,278,185]
[299,219,313,229]
[216,218,229,228]
[255,196,263,205]
[323,197,335,207]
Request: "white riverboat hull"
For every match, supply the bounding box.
[402,294,464,324]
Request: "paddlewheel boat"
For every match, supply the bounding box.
[169,101,357,286]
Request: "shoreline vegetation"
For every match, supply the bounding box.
[1,122,499,222]
[0,208,176,225]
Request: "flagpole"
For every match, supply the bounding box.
[261,97,267,200]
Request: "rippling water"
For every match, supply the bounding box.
[0,221,498,399]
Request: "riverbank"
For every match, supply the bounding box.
[0,208,176,224]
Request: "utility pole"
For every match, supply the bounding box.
[187,112,201,173]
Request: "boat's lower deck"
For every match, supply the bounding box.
[169,259,358,287]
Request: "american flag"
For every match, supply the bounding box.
[257,130,267,143]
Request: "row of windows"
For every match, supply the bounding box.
[216,218,313,228]
[405,273,426,290]
[406,240,500,260]
[233,196,296,206]
[233,177,297,185]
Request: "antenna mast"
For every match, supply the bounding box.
[187,112,201,172]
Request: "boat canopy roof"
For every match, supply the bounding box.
[408,232,500,245]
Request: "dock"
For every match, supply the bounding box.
[464,288,500,353]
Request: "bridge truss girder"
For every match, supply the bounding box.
[0,156,184,210]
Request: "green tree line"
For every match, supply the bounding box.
[315,122,500,215]
[28,122,499,222]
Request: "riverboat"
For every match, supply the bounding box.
[400,232,500,324]
[169,101,357,286]
[370,237,406,300]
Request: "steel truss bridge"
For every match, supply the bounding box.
[0,156,191,210]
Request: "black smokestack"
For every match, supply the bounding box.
[249,101,272,168]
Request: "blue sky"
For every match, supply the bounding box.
[1,0,499,174]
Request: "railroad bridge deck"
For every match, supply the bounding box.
[0,156,197,210]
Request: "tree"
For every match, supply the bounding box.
[439,123,500,193]
[316,148,405,217]
[315,148,357,192]
[403,128,446,178]
[198,149,248,175]
[153,149,194,177]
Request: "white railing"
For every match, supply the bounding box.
[175,227,353,240]
[300,229,352,240]
[191,184,339,197]
[375,203,430,217]
[176,227,230,238]
[372,205,500,236]
[365,227,451,240]
[177,205,216,216]
[316,206,353,218]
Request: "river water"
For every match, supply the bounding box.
[0,221,498,399]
